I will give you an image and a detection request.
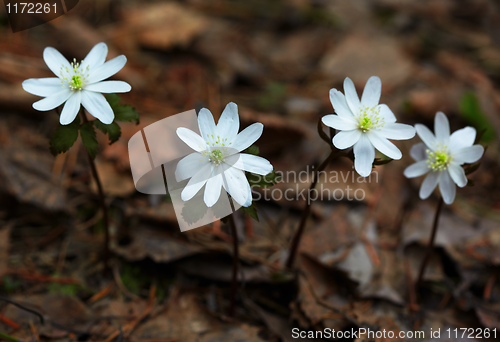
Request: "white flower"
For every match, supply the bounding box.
[22,42,131,125]
[175,102,273,208]
[404,112,484,205]
[322,76,416,177]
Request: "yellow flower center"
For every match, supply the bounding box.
[357,105,384,132]
[60,58,89,91]
[427,147,452,171]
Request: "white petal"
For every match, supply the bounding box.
[223,167,252,207]
[81,42,108,70]
[361,76,381,107]
[175,152,210,181]
[333,130,362,149]
[410,143,427,161]
[368,132,402,160]
[216,102,239,142]
[449,127,476,152]
[378,104,397,123]
[404,161,429,178]
[204,173,223,207]
[415,124,437,150]
[322,114,357,130]
[453,145,484,164]
[60,92,81,125]
[230,153,273,175]
[80,91,114,124]
[84,81,131,93]
[353,134,375,177]
[448,163,467,188]
[439,171,456,205]
[181,163,212,202]
[231,123,263,152]
[343,77,361,115]
[197,108,217,145]
[379,123,415,140]
[43,47,71,77]
[88,55,127,84]
[22,78,63,97]
[434,112,450,144]
[32,89,72,111]
[329,89,354,119]
[419,171,440,200]
[176,127,207,152]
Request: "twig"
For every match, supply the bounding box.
[483,271,498,300]
[286,150,338,268]
[29,320,40,342]
[0,296,44,324]
[416,198,444,286]
[0,332,19,342]
[0,313,20,330]
[404,259,419,312]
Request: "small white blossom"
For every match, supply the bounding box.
[404,112,484,205]
[175,102,273,208]
[22,42,131,125]
[322,76,416,177]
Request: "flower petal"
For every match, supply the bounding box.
[197,108,217,144]
[230,153,273,175]
[439,170,456,205]
[434,111,450,144]
[353,134,375,177]
[322,114,357,131]
[80,91,114,124]
[329,89,354,119]
[43,47,71,77]
[204,173,223,207]
[32,89,72,111]
[181,163,212,202]
[223,167,252,207]
[231,123,263,152]
[176,127,207,152]
[449,127,476,152]
[379,123,415,140]
[368,132,402,160]
[333,129,362,149]
[216,102,239,142]
[448,163,467,188]
[415,124,437,150]
[175,152,210,181]
[88,55,127,84]
[410,142,427,161]
[343,77,361,115]
[419,171,440,200]
[81,42,108,70]
[453,145,484,164]
[378,104,396,123]
[60,92,82,125]
[84,81,131,93]
[361,76,381,107]
[404,161,429,178]
[22,78,63,97]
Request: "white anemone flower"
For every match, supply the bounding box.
[22,42,131,125]
[404,112,484,205]
[322,76,416,177]
[175,102,273,208]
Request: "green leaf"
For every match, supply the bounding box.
[105,94,140,124]
[241,202,259,222]
[80,122,99,159]
[464,162,481,176]
[459,92,495,142]
[246,145,260,156]
[373,157,393,166]
[49,116,80,155]
[94,121,122,145]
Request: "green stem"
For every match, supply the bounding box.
[416,197,444,286]
[285,150,338,269]
[79,110,110,274]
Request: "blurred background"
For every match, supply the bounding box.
[0,0,499,341]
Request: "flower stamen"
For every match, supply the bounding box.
[357,105,384,132]
[426,147,452,171]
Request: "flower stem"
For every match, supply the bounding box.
[227,212,239,317]
[286,150,338,269]
[79,110,110,274]
[416,197,444,286]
